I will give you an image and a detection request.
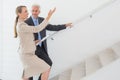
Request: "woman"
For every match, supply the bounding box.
[14,5,55,80]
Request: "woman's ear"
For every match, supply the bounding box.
[18,13,21,16]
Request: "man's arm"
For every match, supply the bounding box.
[46,24,66,31]
[46,22,72,31]
[38,17,72,31]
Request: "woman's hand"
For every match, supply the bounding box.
[35,40,40,45]
[46,8,56,21]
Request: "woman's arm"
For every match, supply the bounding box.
[18,8,56,33]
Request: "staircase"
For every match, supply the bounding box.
[47,0,120,79]
[48,0,120,80]
[50,42,120,80]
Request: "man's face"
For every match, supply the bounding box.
[32,6,40,18]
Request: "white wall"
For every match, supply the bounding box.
[48,0,120,78]
[0,0,3,79]
[2,0,120,80]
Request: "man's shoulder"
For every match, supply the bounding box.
[38,17,45,20]
[25,17,32,23]
[38,17,45,23]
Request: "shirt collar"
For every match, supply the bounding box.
[31,16,38,22]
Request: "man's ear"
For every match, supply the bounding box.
[38,10,40,14]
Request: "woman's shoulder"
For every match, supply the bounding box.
[17,21,28,31]
[18,21,27,27]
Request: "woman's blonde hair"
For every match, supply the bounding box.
[14,5,26,38]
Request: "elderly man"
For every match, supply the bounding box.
[25,4,72,80]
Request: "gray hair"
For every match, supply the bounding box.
[32,4,41,9]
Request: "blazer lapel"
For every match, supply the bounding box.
[29,17,35,26]
[38,17,45,39]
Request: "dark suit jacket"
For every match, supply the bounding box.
[25,16,66,55]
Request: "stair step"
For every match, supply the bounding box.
[81,59,120,80]
[112,42,120,57]
[58,69,72,80]
[85,55,102,75]
[71,61,86,80]
[98,48,118,66]
[50,75,59,80]
[50,46,120,80]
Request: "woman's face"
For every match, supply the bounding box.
[18,7,28,20]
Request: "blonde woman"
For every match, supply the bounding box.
[14,5,55,80]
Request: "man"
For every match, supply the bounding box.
[25,4,72,80]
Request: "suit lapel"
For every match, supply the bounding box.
[29,17,35,26]
[38,17,45,39]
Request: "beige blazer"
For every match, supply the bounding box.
[17,19,48,53]
[17,19,50,78]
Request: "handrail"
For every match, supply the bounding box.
[40,0,117,42]
[73,0,116,25]
[42,0,116,42]
[50,0,118,78]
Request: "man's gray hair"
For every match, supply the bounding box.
[32,4,41,9]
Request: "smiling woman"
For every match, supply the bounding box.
[14,5,56,80]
